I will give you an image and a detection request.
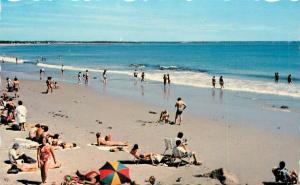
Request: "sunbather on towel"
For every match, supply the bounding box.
[130,144,156,165]
[272,161,297,184]
[96,132,128,146]
[174,140,201,165]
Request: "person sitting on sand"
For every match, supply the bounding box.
[175,132,188,149]
[173,140,201,165]
[159,110,170,123]
[130,144,156,165]
[272,161,297,184]
[96,132,128,146]
[53,82,59,89]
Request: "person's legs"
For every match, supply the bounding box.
[42,161,50,184]
[40,162,46,183]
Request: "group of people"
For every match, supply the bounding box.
[133,69,145,82]
[6,77,20,98]
[158,97,187,125]
[212,76,224,89]
[45,77,59,94]
[274,72,293,84]
[77,70,89,84]
[163,74,171,85]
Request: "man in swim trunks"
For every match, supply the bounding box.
[175,97,187,125]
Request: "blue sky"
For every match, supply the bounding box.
[0,0,299,41]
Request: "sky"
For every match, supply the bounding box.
[0,0,299,41]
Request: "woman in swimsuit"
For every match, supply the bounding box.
[130,144,155,165]
[37,137,59,184]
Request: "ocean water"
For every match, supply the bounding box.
[1,42,300,134]
[1,42,300,98]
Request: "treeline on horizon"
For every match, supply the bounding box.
[0,40,299,44]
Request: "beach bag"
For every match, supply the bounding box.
[7,165,19,174]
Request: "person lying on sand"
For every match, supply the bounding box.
[173,140,201,165]
[272,161,297,184]
[130,144,156,165]
[159,110,169,123]
[96,132,128,146]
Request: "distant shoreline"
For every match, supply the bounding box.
[0,40,299,46]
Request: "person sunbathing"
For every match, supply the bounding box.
[96,132,128,146]
[272,161,297,184]
[29,124,41,140]
[130,144,156,165]
[173,140,201,165]
[159,110,170,123]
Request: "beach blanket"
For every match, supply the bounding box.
[87,143,128,152]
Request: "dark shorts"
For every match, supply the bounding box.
[176,110,183,115]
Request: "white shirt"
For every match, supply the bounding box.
[15,105,27,124]
[8,149,18,164]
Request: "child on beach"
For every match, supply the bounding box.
[46,77,53,94]
[159,110,169,123]
[14,100,27,131]
[13,77,20,98]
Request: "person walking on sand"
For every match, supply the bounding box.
[141,72,145,82]
[288,74,292,84]
[61,64,64,76]
[219,76,224,88]
[37,137,60,184]
[13,77,20,98]
[46,77,53,94]
[175,97,187,125]
[212,76,216,88]
[15,101,27,131]
[103,69,108,84]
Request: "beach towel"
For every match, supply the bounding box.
[87,143,127,152]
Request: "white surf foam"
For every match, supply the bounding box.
[0,56,26,64]
[36,62,300,98]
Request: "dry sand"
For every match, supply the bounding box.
[0,80,299,185]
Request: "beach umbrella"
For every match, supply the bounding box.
[99,161,130,185]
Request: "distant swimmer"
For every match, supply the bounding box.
[141,72,145,82]
[175,97,187,125]
[167,74,171,84]
[102,69,107,84]
[133,70,138,78]
[39,68,45,80]
[287,74,292,84]
[212,76,216,88]
[274,72,279,83]
[163,74,167,85]
[61,64,64,76]
[219,76,224,88]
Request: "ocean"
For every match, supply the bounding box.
[1,42,300,134]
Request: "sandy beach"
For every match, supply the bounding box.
[0,79,299,185]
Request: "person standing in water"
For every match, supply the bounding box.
[133,70,138,78]
[61,65,64,76]
[212,76,216,88]
[163,74,167,85]
[287,74,292,84]
[274,72,279,83]
[102,69,108,84]
[167,74,171,84]
[219,76,224,88]
[141,72,145,82]
[175,97,187,125]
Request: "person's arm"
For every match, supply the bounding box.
[37,148,41,168]
[183,103,187,110]
[50,147,57,164]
